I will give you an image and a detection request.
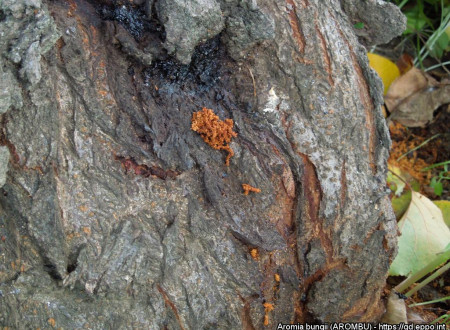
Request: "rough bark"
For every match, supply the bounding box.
[0,0,404,327]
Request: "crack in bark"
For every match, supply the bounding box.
[296,152,348,318]
[157,285,186,330]
[339,159,347,214]
[115,155,179,180]
[314,18,334,87]
[332,15,377,174]
[286,0,306,55]
[238,292,258,330]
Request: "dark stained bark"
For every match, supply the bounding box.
[0,0,405,327]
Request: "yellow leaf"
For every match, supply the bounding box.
[368,53,400,95]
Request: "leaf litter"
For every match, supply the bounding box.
[372,51,450,323]
[386,67,450,127]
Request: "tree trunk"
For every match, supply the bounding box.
[0,0,405,326]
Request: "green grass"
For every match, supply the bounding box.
[422,160,450,196]
[389,0,449,70]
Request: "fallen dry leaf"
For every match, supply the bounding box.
[396,53,414,74]
[381,291,407,324]
[385,67,450,127]
[406,311,427,324]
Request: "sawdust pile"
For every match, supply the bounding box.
[191,107,237,166]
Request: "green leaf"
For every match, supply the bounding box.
[389,192,450,276]
[387,166,406,196]
[430,177,443,196]
[387,165,421,219]
[434,200,450,228]
[354,22,365,29]
[392,191,412,220]
[433,181,443,196]
[403,6,433,35]
[444,242,450,253]
[430,32,449,59]
[437,32,449,49]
